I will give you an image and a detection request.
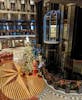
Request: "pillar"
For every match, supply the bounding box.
[67,3,76,54]
[12,40,15,48]
[0,40,2,51]
[6,0,10,10]
[35,0,44,46]
[59,4,64,41]
[18,14,21,20]
[59,4,65,71]
[17,0,21,11]
[27,0,31,20]
[65,3,76,79]
[8,13,11,20]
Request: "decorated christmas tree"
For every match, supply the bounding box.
[23,43,34,73]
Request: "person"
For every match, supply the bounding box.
[38,58,46,75]
[38,53,42,63]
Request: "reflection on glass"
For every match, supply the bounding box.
[50,25,56,40]
[44,10,60,42]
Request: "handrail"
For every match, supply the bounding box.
[0,35,36,38]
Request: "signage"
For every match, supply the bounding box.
[50,25,56,38]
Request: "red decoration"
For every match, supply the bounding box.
[32,60,38,76]
[0,52,13,64]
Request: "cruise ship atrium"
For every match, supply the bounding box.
[1,0,82,100]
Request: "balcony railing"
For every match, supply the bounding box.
[0,34,36,38]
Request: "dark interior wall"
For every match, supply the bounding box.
[51,3,59,10]
[71,6,82,60]
[36,0,43,45]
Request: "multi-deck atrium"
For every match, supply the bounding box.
[0,0,82,100]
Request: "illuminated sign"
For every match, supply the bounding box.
[50,25,56,38]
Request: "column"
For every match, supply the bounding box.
[66,3,76,78]
[27,0,31,20]
[59,4,64,41]
[34,4,36,12]
[25,1,27,12]
[9,40,12,48]
[12,40,15,48]
[8,13,11,20]
[59,4,65,73]
[4,0,7,10]
[67,3,76,54]
[0,40,2,51]
[6,0,10,10]
[17,0,21,11]
[18,14,21,20]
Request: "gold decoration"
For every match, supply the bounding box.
[0,62,46,100]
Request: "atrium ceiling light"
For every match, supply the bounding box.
[0,0,4,2]
[30,0,34,5]
[21,0,25,4]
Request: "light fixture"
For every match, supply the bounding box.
[26,35,30,42]
[30,0,34,5]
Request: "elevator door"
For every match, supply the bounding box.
[46,47,60,74]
